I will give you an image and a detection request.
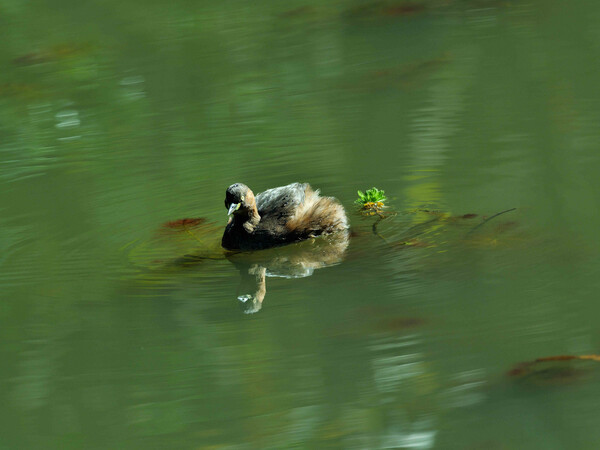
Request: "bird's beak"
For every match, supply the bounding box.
[228,203,241,215]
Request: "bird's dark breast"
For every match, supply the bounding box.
[222,219,297,251]
[221,222,240,250]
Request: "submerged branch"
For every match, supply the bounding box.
[466,208,516,237]
[371,211,439,246]
[372,213,393,244]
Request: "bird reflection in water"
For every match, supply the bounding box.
[226,230,349,313]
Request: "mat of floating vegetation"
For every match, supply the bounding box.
[507,355,600,385]
[344,1,427,19]
[126,217,226,271]
[370,207,523,250]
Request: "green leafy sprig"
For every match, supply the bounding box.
[354,187,387,206]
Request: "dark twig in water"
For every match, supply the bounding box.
[372,213,392,244]
[466,208,517,237]
[372,211,440,246]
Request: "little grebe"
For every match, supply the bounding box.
[222,182,349,250]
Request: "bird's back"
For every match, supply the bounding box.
[258,182,347,239]
[255,182,309,220]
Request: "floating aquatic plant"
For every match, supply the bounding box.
[355,187,387,212]
[507,354,600,385]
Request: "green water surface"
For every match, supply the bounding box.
[2,0,600,448]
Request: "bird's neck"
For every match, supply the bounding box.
[237,206,260,233]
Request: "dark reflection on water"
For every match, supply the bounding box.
[227,232,349,313]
